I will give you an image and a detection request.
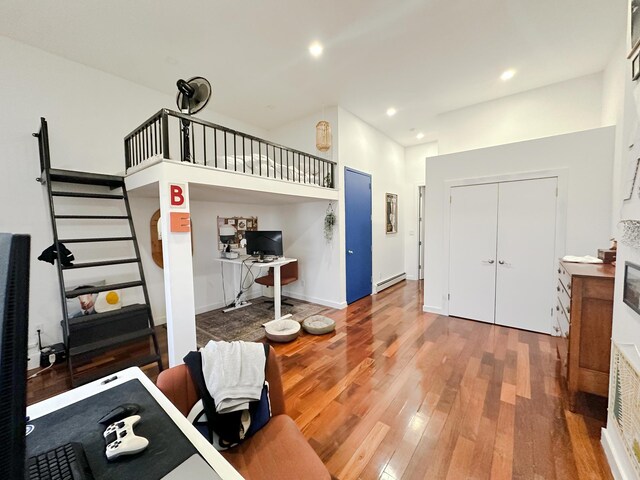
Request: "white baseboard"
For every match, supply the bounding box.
[602,426,635,480]
[405,274,418,281]
[423,304,444,315]
[284,291,347,310]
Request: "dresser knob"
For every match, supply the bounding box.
[556,305,560,311]
[557,286,560,292]
[558,268,561,274]
[566,307,571,314]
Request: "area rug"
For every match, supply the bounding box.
[196,297,326,346]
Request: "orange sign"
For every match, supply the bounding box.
[170,212,191,232]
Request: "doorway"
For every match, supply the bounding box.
[345,167,372,304]
[418,186,425,280]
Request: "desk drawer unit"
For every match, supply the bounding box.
[556,261,614,411]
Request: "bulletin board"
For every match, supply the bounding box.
[217,216,258,250]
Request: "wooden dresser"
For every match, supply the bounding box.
[556,261,615,411]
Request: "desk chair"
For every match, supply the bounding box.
[156,346,330,480]
[255,260,298,308]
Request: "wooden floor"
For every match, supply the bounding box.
[27,280,612,479]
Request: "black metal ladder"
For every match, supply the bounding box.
[34,117,163,387]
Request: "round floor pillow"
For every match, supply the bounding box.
[265,319,301,343]
[302,315,336,335]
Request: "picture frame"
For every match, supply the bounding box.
[385,193,398,234]
[632,1,640,58]
[623,262,640,315]
[634,53,640,82]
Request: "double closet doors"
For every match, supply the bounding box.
[448,177,557,334]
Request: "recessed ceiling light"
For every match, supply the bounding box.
[386,107,397,117]
[500,69,516,81]
[416,132,424,140]
[309,42,323,58]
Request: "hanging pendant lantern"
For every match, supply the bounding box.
[316,120,332,152]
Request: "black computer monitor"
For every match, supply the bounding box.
[245,230,283,257]
[0,233,31,479]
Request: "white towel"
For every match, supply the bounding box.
[200,340,266,414]
[561,255,603,264]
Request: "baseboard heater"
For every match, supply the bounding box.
[376,273,406,292]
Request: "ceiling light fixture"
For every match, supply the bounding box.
[386,107,397,117]
[500,69,516,81]
[309,42,323,58]
[416,132,424,140]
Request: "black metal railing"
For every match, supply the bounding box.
[124,109,336,189]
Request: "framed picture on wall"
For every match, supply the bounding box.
[386,193,398,234]
[623,262,640,315]
[632,1,640,57]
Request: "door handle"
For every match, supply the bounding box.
[348,250,354,254]
[482,259,495,264]
[498,260,505,265]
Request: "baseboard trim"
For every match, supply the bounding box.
[602,426,634,480]
[283,291,347,310]
[423,305,444,315]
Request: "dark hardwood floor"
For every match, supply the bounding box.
[27,280,612,479]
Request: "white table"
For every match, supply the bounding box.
[215,256,296,321]
[27,367,244,480]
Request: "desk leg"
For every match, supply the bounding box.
[274,265,282,320]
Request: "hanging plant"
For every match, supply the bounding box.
[324,203,336,241]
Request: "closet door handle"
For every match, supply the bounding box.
[498,260,505,265]
[482,259,495,264]
[348,250,354,255]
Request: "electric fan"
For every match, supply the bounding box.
[176,76,212,162]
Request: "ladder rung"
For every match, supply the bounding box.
[59,236,134,243]
[48,169,124,188]
[52,191,124,200]
[62,258,140,270]
[55,215,130,220]
[65,281,144,298]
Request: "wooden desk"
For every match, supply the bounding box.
[556,261,615,411]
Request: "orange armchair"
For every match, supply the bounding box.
[156,346,330,480]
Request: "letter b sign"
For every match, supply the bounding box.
[170,184,185,207]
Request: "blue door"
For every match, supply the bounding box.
[345,167,372,304]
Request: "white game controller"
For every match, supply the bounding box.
[103,414,149,460]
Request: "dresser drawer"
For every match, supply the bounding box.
[558,263,572,295]
[554,302,570,337]
[557,281,571,320]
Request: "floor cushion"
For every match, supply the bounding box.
[302,315,336,335]
[265,318,300,342]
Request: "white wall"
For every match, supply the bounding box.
[0,36,266,367]
[432,73,604,155]
[423,127,615,314]
[602,6,640,477]
[338,107,406,291]
[404,141,438,279]
[267,108,344,307]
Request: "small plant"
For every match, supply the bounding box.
[323,172,333,188]
[324,203,336,241]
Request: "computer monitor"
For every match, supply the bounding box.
[0,233,31,480]
[245,230,283,257]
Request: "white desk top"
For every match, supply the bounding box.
[27,367,244,480]
[214,255,296,267]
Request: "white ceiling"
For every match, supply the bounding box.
[0,0,626,146]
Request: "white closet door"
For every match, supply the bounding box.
[449,183,498,323]
[495,177,557,333]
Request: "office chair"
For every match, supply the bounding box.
[255,261,298,308]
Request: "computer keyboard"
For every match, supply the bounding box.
[26,442,95,480]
